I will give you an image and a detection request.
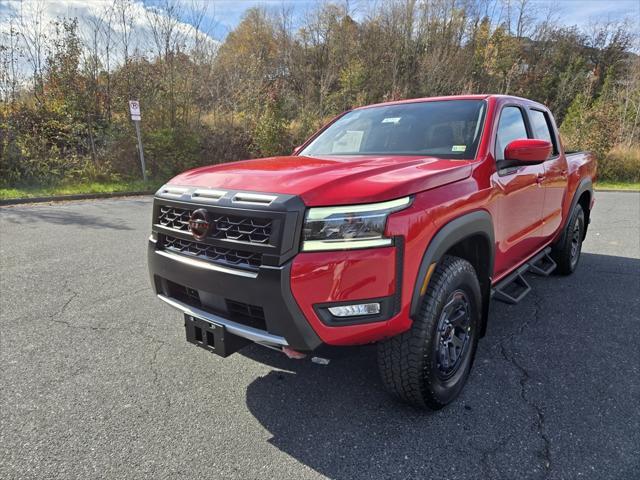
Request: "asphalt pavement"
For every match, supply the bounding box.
[1,192,639,480]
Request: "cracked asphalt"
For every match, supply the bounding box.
[1,192,639,480]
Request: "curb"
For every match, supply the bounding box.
[0,190,153,206]
[594,188,640,193]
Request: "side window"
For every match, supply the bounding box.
[529,109,558,155]
[495,107,528,161]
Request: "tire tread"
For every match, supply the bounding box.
[378,255,479,409]
[553,204,584,275]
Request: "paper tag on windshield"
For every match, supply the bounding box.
[382,117,401,124]
[451,145,466,152]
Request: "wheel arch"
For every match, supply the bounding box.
[560,177,593,245]
[410,210,495,335]
[576,190,592,240]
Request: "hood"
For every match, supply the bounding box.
[168,155,473,206]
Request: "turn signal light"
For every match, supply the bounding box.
[328,303,381,317]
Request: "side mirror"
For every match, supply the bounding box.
[503,139,551,165]
[292,145,302,155]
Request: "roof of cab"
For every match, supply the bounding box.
[355,94,490,110]
[354,94,550,111]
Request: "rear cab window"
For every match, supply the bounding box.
[528,109,559,155]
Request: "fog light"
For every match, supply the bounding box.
[328,303,380,317]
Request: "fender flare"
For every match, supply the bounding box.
[410,210,495,319]
[557,177,593,246]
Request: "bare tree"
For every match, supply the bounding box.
[17,0,47,101]
[114,0,134,100]
[514,0,533,38]
[0,17,22,104]
[101,1,116,122]
[147,0,186,126]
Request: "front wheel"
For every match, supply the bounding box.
[377,255,481,409]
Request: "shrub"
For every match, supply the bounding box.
[289,111,325,148]
[599,146,640,182]
[144,127,202,178]
[200,120,253,164]
[251,98,290,158]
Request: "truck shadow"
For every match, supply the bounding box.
[242,345,432,479]
[242,252,640,479]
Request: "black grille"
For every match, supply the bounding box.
[158,206,190,231]
[157,206,272,244]
[163,235,261,270]
[214,215,272,244]
[165,280,202,307]
[226,300,267,330]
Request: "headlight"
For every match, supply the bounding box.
[302,197,412,251]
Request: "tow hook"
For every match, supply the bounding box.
[282,347,307,359]
[281,347,331,365]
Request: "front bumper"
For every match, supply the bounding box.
[148,238,323,351]
[157,295,289,349]
[149,237,403,351]
[148,188,407,352]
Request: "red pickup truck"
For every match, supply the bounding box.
[148,95,596,409]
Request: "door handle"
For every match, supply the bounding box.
[536,174,545,184]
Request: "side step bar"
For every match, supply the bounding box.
[528,248,557,276]
[492,247,557,304]
[492,265,531,304]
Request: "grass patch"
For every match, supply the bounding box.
[595,181,640,191]
[0,180,162,200]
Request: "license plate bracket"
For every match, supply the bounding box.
[184,314,250,357]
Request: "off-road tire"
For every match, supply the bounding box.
[552,204,585,275]
[377,255,482,409]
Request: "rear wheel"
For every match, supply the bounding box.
[377,255,481,409]
[553,204,585,275]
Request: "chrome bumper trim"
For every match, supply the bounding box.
[157,294,288,348]
[155,249,258,278]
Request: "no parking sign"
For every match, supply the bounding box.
[129,100,141,121]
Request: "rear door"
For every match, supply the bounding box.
[527,108,569,238]
[492,105,546,277]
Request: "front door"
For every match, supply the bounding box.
[492,105,546,278]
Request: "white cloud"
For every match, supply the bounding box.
[0,0,219,77]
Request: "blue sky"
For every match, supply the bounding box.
[141,0,640,41]
[142,0,326,40]
[532,0,639,31]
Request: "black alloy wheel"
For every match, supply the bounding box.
[435,290,473,380]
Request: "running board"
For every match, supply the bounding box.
[528,248,557,276]
[492,247,556,304]
[492,265,531,304]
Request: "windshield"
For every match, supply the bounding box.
[300,100,487,159]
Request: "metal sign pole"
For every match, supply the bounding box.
[134,119,147,182]
[129,100,146,182]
